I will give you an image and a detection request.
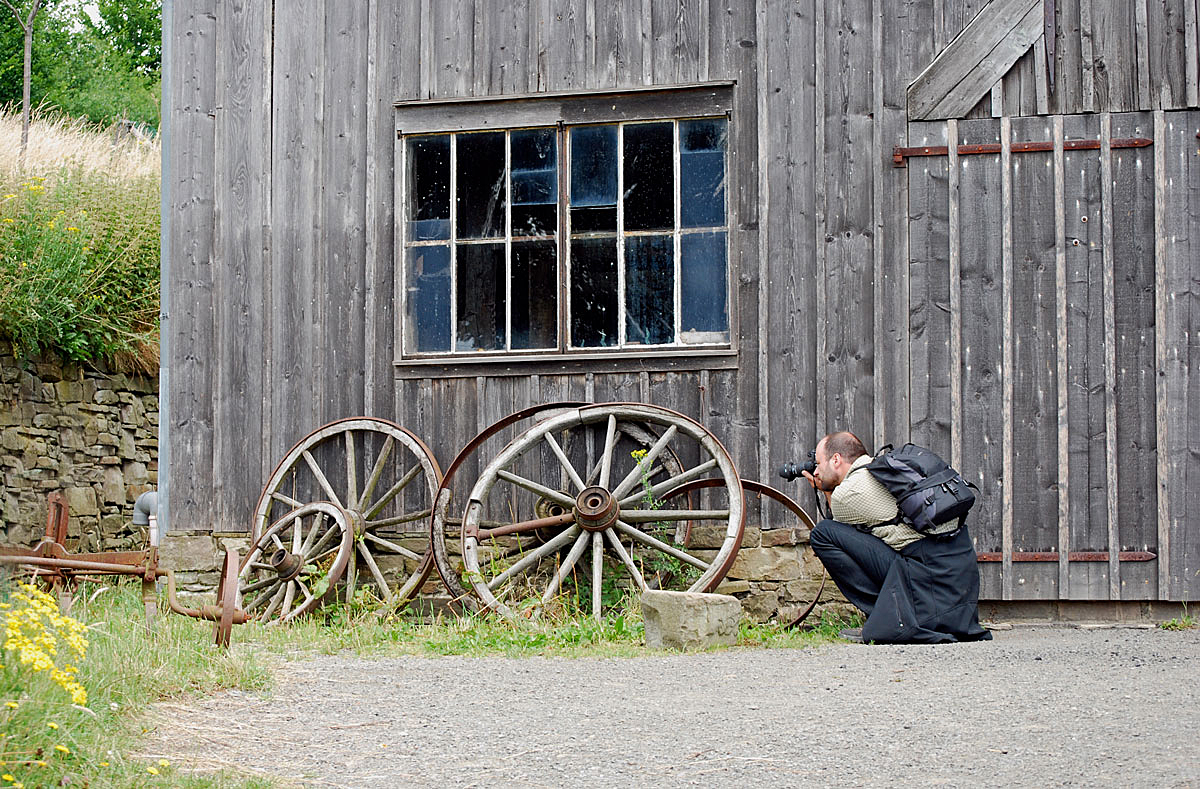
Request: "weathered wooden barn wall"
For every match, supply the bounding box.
[164,0,1200,601]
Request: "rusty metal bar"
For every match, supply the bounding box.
[893,137,1153,166]
[0,554,155,575]
[977,550,1157,562]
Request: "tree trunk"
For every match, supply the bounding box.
[20,17,32,163]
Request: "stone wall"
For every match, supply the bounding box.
[0,343,158,551]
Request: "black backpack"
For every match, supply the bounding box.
[864,444,976,534]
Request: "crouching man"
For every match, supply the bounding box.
[803,431,991,644]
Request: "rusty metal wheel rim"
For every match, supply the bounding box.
[253,417,443,608]
[214,548,238,647]
[459,402,745,620]
[237,502,353,624]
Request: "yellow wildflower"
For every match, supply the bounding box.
[67,226,79,232]
[2,775,13,782]
[47,722,58,730]
[158,759,169,766]
[4,702,16,709]
[99,761,108,767]
[1,218,12,223]
[54,745,69,755]
[146,766,159,775]
[2,193,14,199]
[34,761,45,767]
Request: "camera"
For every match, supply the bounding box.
[778,450,817,481]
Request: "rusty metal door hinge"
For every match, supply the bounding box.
[893,137,1153,167]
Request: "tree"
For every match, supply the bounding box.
[1,0,45,161]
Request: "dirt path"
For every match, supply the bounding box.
[142,626,1200,788]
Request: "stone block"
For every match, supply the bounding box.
[64,486,99,517]
[119,430,136,458]
[1,428,24,452]
[94,389,120,406]
[713,579,751,595]
[35,361,62,382]
[781,578,828,603]
[59,427,84,450]
[102,467,126,505]
[761,526,810,547]
[740,588,781,623]
[159,534,217,572]
[32,414,58,429]
[124,460,149,485]
[722,546,805,581]
[687,523,760,549]
[640,589,740,650]
[55,381,84,402]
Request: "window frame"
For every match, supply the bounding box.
[393,82,737,371]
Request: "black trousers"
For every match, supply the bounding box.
[810,519,992,643]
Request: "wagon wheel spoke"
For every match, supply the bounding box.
[617,458,719,507]
[614,520,711,571]
[253,419,443,610]
[494,469,576,508]
[483,526,581,592]
[604,529,647,592]
[459,404,744,620]
[543,432,586,492]
[357,541,394,602]
[362,532,423,563]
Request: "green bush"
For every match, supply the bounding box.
[0,166,159,368]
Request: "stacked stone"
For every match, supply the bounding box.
[0,343,158,553]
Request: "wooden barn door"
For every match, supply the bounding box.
[901,110,1200,603]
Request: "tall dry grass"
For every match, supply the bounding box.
[0,107,161,372]
[0,106,160,182]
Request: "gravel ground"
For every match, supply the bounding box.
[142,626,1200,788]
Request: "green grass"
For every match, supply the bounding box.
[0,109,160,371]
[1,579,270,788]
[1159,602,1195,631]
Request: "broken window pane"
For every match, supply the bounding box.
[680,231,728,340]
[570,125,618,233]
[511,240,557,349]
[406,245,450,352]
[570,237,618,347]
[625,235,674,345]
[623,123,674,232]
[456,132,506,239]
[408,136,450,241]
[456,243,506,351]
[680,119,726,228]
[511,128,557,238]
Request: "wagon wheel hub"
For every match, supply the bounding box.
[268,548,304,581]
[574,485,618,532]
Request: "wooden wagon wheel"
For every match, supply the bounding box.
[253,418,443,607]
[237,502,354,624]
[428,402,690,609]
[453,402,745,620]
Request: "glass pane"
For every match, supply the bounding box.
[456,243,506,351]
[406,245,450,352]
[623,122,674,231]
[456,132,506,239]
[570,125,618,233]
[511,128,557,238]
[625,235,674,345]
[680,119,727,228]
[407,136,450,241]
[511,241,557,349]
[570,237,618,347]
[680,231,728,339]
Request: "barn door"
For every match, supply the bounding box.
[900,110,1199,603]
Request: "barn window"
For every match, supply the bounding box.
[399,113,730,358]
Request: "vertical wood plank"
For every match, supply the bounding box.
[166,0,218,530]
[591,0,619,88]
[907,120,951,459]
[1053,113,1070,596]
[322,0,369,423]
[1078,0,1095,112]
[1009,114,1059,599]
[1110,112,1158,601]
[1134,0,1151,108]
[762,0,818,501]
[1145,0,1188,108]
[1062,113,1107,598]
[1090,2,1137,112]
[1001,113,1014,599]
[1186,0,1199,107]
[820,0,876,437]
[957,117,1004,598]
[1153,109,1169,599]
[1055,0,1084,113]
[813,1,826,433]
[212,0,269,530]
[948,118,962,471]
[270,0,324,478]
[1100,111,1119,598]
